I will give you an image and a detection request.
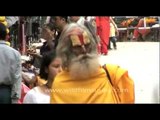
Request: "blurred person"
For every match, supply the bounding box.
[96,16,110,55]
[0,19,27,104]
[50,23,134,103]
[28,23,56,58]
[108,17,119,50]
[23,50,62,103]
[27,23,56,68]
[69,16,85,25]
[52,16,68,49]
[132,17,152,41]
[0,22,22,104]
[39,23,56,55]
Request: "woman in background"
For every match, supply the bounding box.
[23,50,62,103]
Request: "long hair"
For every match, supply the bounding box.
[39,50,57,80]
[56,23,98,70]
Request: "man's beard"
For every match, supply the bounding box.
[69,53,100,80]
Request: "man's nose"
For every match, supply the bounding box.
[81,45,87,54]
[58,66,62,72]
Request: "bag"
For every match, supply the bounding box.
[102,64,135,103]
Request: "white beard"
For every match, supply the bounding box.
[69,53,100,80]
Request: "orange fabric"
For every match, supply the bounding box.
[145,18,156,24]
[105,64,135,103]
[50,68,119,103]
[121,19,134,27]
[36,76,47,86]
[50,64,134,104]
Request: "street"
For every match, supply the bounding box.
[99,42,159,103]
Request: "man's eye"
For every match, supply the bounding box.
[53,65,60,68]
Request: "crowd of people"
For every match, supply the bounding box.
[0,16,134,104]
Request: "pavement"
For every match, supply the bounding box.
[99,42,159,103]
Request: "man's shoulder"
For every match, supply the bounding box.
[55,71,69,79]
[9,47,21,55]
[54,71,71,84]
[4,46,21,58]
